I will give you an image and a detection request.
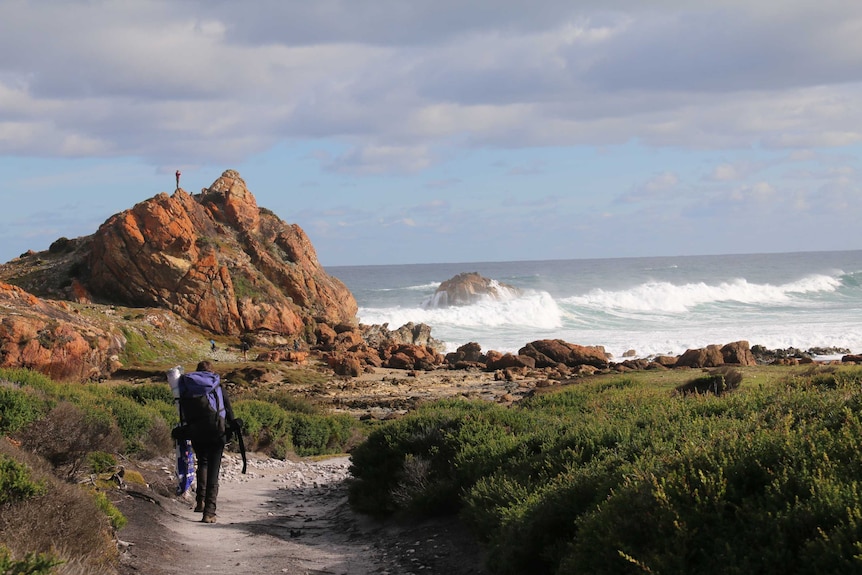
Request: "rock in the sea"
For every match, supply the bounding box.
[423,272,521,308]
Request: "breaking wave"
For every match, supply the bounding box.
[563,274,843,314]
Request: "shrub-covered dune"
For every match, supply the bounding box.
[349,366,862,575]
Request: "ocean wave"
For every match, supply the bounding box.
[562,274,843,313]
[359,290,562,330]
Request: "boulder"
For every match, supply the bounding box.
[424,272,521,308]
[445,342,484,364]
[675,345,725,368]
[361,322,444,351]
[486,353,536,371]
[328,354,363,377]
[381,344,444,371]
[518,339,609,369]
[652,355,678,368]
[721,341,757,366]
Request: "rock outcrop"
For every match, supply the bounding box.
[6,170,357,338]
[0,282,123,381]
[519,339,610,369]
[423,272,521,308]
[675,341,757,368]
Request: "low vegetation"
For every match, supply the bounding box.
[349,365,862,575]
[0,366,368,573]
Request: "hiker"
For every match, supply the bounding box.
[240,340,250,360]
[175,169,181,189]
[177,360,239,523]
[210,339,216,352]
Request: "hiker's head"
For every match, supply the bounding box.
[197,360,213,372]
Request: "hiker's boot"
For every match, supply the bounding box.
[194,466,208,512]
[201,485,218,523]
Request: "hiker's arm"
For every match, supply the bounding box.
[223,389,236,423]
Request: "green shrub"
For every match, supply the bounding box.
[289,413,357,456]
[0,368,56,391]
[114,383,174,406]
[0,546,61,575]
[348,371,862,574]
[86,452,117,474]
[91,490,127,530]
[233,400,292,455]
[101,395,164,454]
[0,455,45,504]
[0,387,49,434]
[258,390,322,414]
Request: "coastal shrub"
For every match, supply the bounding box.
[0,368,56,390]
[349,399,546,516]
[0,439,119,574]
[86,452,117,474]
[114,382,174,406]
[257,389,322,414]
[0,547,61,575]
[233,400,292,455]
[90,489,127,530]
[0,454,45,504]
[100,395,165,454]
[288,412,357,456]
[232,399,360,457]
[17,402,123,478]
[0,386,50,434]
[349,370,862,574]
[673,366,743,396]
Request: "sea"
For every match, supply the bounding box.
[327,250,862,360]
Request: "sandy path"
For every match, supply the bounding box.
[116,454,487,575]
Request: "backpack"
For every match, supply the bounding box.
[175,371,226,442]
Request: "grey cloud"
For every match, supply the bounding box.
[579,7,862,93]
[2,0,862,175]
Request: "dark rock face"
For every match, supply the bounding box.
[424,272,521,308]
[80,170,357,336]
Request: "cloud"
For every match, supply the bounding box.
[2,0,862,176]
[619,171,680,203]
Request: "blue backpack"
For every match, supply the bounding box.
[176,371,226,441]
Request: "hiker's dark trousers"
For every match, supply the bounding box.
[192,437,225,515]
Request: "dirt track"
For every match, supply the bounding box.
[115,453,488,575]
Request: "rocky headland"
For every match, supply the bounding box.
[0,169,858,402]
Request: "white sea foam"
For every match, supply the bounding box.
[563,274,842,313]
[336,252,862,357]
[360,290,562,330]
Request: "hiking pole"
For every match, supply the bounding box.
[231,419,247,474]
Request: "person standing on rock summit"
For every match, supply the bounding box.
[175,169,181,189]
[176,360,239,523]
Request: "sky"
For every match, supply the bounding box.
[2,0,862,267]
